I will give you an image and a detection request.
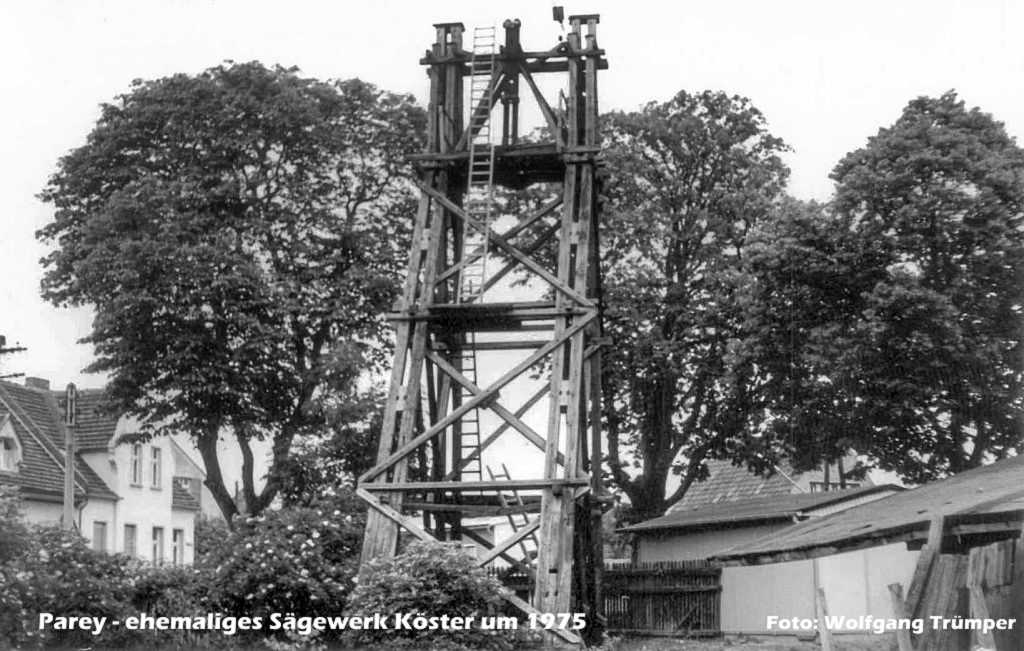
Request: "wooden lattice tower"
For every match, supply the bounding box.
[357,15,607,646]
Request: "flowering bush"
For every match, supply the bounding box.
[198,491,365,644]
[1,525,137,648]
[346,540,513,650]
[0,489,367,649]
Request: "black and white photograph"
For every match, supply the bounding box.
[1,2,1022,649]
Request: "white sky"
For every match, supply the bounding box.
[2,0,1023,388]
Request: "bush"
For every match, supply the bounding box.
[2,525,137,648]
[198,491,364,644]
[346,540,512,650]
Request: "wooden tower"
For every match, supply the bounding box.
[357,14,607,646]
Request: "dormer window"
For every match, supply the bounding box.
[0,417,21,472]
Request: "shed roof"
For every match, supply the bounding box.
[622,484,899,534]
[714,455,1024,565]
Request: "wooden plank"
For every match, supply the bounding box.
[518,63,564,146]
[476,519,540,566]
[363,478,588,492]
[816,587,834,651]
[968,584,996,651]
[886,583,914,651]
[905,515,945,617]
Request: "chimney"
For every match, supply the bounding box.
[25,377,50,390]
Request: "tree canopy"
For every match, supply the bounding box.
[599,90,790,519]
[37,61,425,520]
[738,92,1024,482]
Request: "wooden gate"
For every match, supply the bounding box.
[603,561,722,637]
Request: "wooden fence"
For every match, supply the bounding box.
[603,560,721,636]
[490,560,722,637]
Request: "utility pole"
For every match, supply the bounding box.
[62,383,78,530]
[0,334,27,380]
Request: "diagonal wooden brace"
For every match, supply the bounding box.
[359,311,596,484]
[417,181,594,308]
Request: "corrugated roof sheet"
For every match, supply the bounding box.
[0,381,118,502]
[715,455,1024,564]
[623,484,900,533]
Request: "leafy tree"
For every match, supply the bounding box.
[37,62,425,520]
[736,92,1024,483]
[599,90,790,519]
[831,92,1023,479]
[277,383,383,507]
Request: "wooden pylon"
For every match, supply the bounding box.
[357,15,608,647]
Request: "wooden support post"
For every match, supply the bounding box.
[887,583,914,651]
[815,587,834,651]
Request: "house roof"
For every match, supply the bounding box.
[622,484,900,534]
[672,459,801,509]
[64,389,120,451]
[172,478,201,511]
[714,455,1024,565]
[0,381,117,502]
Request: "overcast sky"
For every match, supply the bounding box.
[2,0,1022,388]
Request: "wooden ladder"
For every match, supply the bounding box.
[455,25,496,483]
[488,463,539,562]
[460,25,497,304]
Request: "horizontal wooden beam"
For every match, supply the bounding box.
[402,501,539,516]
[363,479,589,492]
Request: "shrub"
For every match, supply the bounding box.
[198,491,364,644]
[346,540,512,650]
[194,514,230,558]
[3,525,137,648]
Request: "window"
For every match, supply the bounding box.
[172,529,185,565]
[92,521,107,552]
[130,444,143,485]
[152,527,165,564]
[150,447,162,488]
[0,417,20,472]
[124,524,137,557]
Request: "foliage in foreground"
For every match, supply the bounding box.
[0,489,366,649]
[346,540,513,650]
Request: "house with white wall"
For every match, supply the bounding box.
[0,378,199,564]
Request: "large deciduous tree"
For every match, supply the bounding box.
[37,62,425,521]
[600,90,790,519]
[736,92,1024,483]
